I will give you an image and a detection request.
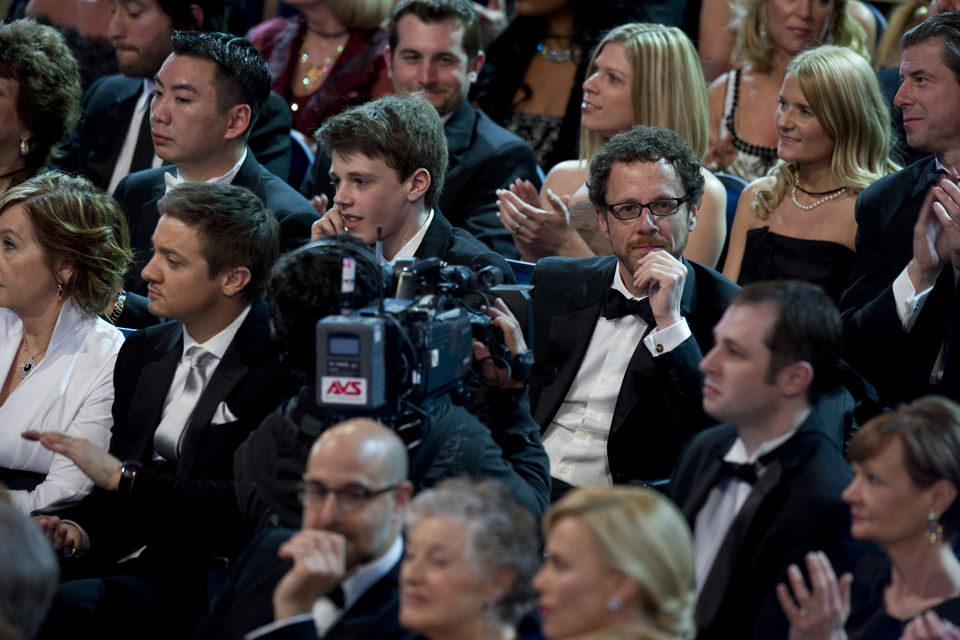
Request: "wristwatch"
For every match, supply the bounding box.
[117,460,142,496]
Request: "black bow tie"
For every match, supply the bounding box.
[326,584,346,609]
[601,289,655,323]
[927,169,949,188]
[720,460,759,485]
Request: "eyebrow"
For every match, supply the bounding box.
[154,246,188,263]
[153,77,199,94]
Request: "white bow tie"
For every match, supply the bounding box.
[163,171,185,194]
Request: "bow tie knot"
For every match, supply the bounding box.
[720,460,759,485]
[601,288,655,323]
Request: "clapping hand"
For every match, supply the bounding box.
[776,551,852,640]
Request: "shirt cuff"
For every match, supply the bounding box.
[643,318,691,357]
[893,267,934,331]
[245,614,314,640]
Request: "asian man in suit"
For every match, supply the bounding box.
[528,125,738,498]
[668,281,859,640]
[57,0,292,192]
[112,29,317,305]
[29,182,299,640]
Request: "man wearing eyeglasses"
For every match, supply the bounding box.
[528,125,739,499]
[198,418,413,640]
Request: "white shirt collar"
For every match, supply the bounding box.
[172,147,247,186]
[725,426,800,465]
[181,304,251,361]
[341,535,403,609]
[611,262,647,301]
[390,209,434,262]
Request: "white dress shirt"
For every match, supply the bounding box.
[0,301,123,514]
[693,427,799,594]
[152,306,250,462]
[541,266,691,487]
[390,209,434,262]
[108,79,162,194]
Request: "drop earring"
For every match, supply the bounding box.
[19,138,28,156]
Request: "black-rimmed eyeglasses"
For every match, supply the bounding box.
[601,195,691,220]
[297,480,398,512]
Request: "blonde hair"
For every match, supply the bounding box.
[579,23,709,162]
[732,0,869,72]
[543,487,695,640]
[328,0,392,30]
[755,45,899,218]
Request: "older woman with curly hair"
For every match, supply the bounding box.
[534,486,695,639]
[400,477,541,640]
[721,45,898,302]
[706,0,869,180]
[0,19,82,192]
[0,172,132,513]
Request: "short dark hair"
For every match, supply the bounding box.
[170,30,271,135]
[849,396,960,540]
[731,280,842,403]
[0,172,133,316]
[903,12,960,85]
[316,95,448,211]
[157,0,227,32]
[156,182,278,303]
[268,235,383,375]
[0,19,82,168]
[388,0,481,62]
[587,125,705,212]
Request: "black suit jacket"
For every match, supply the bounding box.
[839,156,960,407]
[668,405,859,640]
[58,74,293,188]
[57,301,297,563]
[528,255,738,484]
[414,210,515,282]
[197,528,406,640]
[113,151,318,295]
[302,101,541,258]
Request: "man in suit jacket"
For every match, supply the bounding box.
[669,281,859,640]
[303,0,541,258]
[840,13,960,409]
[310,94,513,280]
[529,125,738,496]
[111,31,317,301]
[56,0,291,191]
[197,418,413,640]
[30,183,299,640]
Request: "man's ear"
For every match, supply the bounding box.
[224,104,252,141]
[406,168,431,202]
[189,3,204,29]
[221,266,251,298]
[384,46,395,79]
[470,50,486,80]
[778,360,814,398]
[596,206,610,240]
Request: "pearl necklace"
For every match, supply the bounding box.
[790,179,848,210]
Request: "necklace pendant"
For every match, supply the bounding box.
[17,358,33,379]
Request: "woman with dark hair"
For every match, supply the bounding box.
[246,0,393,139]
[778,396,960,639]
[0,172,132,513]
[0,18,82,192]
[400,477,542,640]
[471,0,675,171]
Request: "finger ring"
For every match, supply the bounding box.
[514,224,521,234]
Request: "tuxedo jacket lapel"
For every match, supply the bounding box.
[114,325,182,460]
[696,459,785,628]
[533,286,605,428]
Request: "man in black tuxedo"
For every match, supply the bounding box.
[57,0,291,192]
[840,13,960,409]
[29,183,299,640]
[112,30,316,303]
[309,93,513,279]
[669,281,858,640]
[302,0,540,258]
[529,125,738,496]
[198,418,413,640]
